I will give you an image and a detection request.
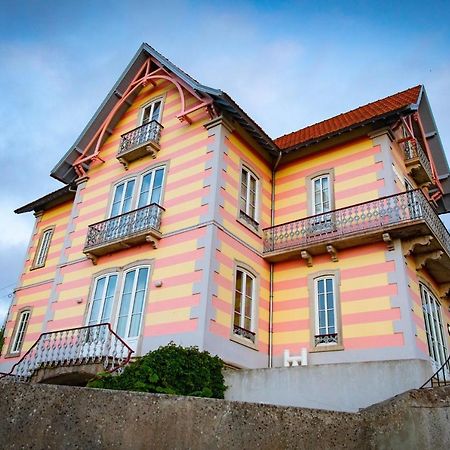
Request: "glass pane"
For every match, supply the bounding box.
[318,293,325,310]
[138,173,152,207]
[317,279,324,295]
[122,180,135,213]
[129,314,141,337]
[89,277,106,324]
[327,309,335,328]
[245,276,253,297]
[116,316,127,337]
[150,187,162,205]
[101,275,117,322]
[151,101,161,121]
[326,292,334,309]
[234,292,241,313]
[234,312,241,327]
[142,105,151,123]
[111,184,124,217]
[235,270,243,293]
[245,295,252,317]
[136,267,149,292]
[244,317,251,330]
[319,310,326,328]
[326,278,333,293]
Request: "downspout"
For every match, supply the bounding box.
[269,150,283,368]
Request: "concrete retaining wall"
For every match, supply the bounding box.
[224,358,433,412]
[1,381,449,449]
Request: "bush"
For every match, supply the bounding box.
[88,342,226,399]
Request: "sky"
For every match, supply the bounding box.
[0,0,450,325]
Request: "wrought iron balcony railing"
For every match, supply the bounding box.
[420,354,450,388]
[403,139,433,184]
[263,190,450,259]
[84,203,164,257]
[314,333,338,346]
[233,325,256,343]
[0,323,133,382]
[117,120,163,168]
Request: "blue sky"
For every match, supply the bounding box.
[1,0,450,324]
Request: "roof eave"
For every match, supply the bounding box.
[15,185,76,214]
[280,104,417,153]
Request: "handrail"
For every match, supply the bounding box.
[118,120,163,156]
[119,120,163,139]
[84,203,165,250]
[0,323,134,382]
[263,189,450,255]
[420,354,450,388]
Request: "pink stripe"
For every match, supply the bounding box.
[341,284,397,302]
[274,298,309,311]
[226,132,270,169]
[56,278,89,293]
[144,319,198,336]
[274,277,307,291]
[278,143,380,181]
[165,172,209,192]
[342,308,401,325]
[148,295,199,313]
[212,296,231,314]
[275,201,306,219]
[160,270,202,288]
[47,317,85,331]
[164,187,208,209]
[38,207,72,228]
[273,319,309,332]
[341,261,395,278]
[156,248,204,268]
[410,289,421,306]
[221,171,239,190]
[276,185,306,202]
[344,333,404,349]
[412,312,425,330]
[15,281,53,296]
[335,161,383,183]
[11,297,49,310]
[162,205,207,226]
[209,320,229,338]
[215,272,232,291]
[272,342,309,356]
[335,179,384,201]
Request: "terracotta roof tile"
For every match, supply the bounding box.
[275,85,422,149]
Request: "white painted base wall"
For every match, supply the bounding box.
[224,359,433,412]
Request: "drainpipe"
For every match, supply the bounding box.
[269,151,282,368]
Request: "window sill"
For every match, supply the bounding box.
[3,351,21,359]
[236,217,262,239]
[30,264,45,271]
[309,344,344,353]
[230,334,259,351]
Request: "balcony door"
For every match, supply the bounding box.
[311,174,333,233]
[86,268,150,352]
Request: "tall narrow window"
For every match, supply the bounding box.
[33,228,54,269]
[314,276,338,346]
[87,274,118,326]
[142,99,162,124]
[137,167,165,208]
[10,309,31,354]
[110,179,136,217]
[420,284,448,370]
[233,268,256,343]
[239,167,259,229]
[312,175,331,215]
[116,267,149,341]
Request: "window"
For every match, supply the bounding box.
[239,166,259,230]
[308,172,335,233]
[314,276,338,345]
[32,228,54,269]
[142,99,162,125]
[233,268,256,344]
[420,283,448,371]
[86,265,150,350]
[110,167,165,218]
[10,309,31,354]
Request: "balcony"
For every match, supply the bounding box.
[117,120,163,169]
[403,139,433,186]
[0,324,133,384]
[263,190,450,283]
[84,203,164,262]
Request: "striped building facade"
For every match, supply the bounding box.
[1,44,449,381]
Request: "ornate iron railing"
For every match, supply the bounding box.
[403,139,433,182]
[239,210,259,231]
[315,333,338,346]
[0,323,133,382]
[118,120,163,156]
[85,203,164,250]
[420,354,450,388]
[233,325,256,343]
[263,190,450,254]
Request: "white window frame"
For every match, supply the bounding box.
[115,266,150,343]
[232,267,257,344]
[311,174,331,216]
[314,276,337,342]
[32,228,54,269]
[86,273,119,326]
[239,165,260,231]
[420,283,448,371]
[10,309,31,354]
[109,166,166,219]
[141,97,163,125]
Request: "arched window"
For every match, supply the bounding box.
[10,309,31,354]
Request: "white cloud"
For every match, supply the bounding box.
[0,199,33,248]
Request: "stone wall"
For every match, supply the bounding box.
[0,381,449,449]
[224,358,433,412]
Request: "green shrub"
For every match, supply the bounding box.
[88,342,226,399]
